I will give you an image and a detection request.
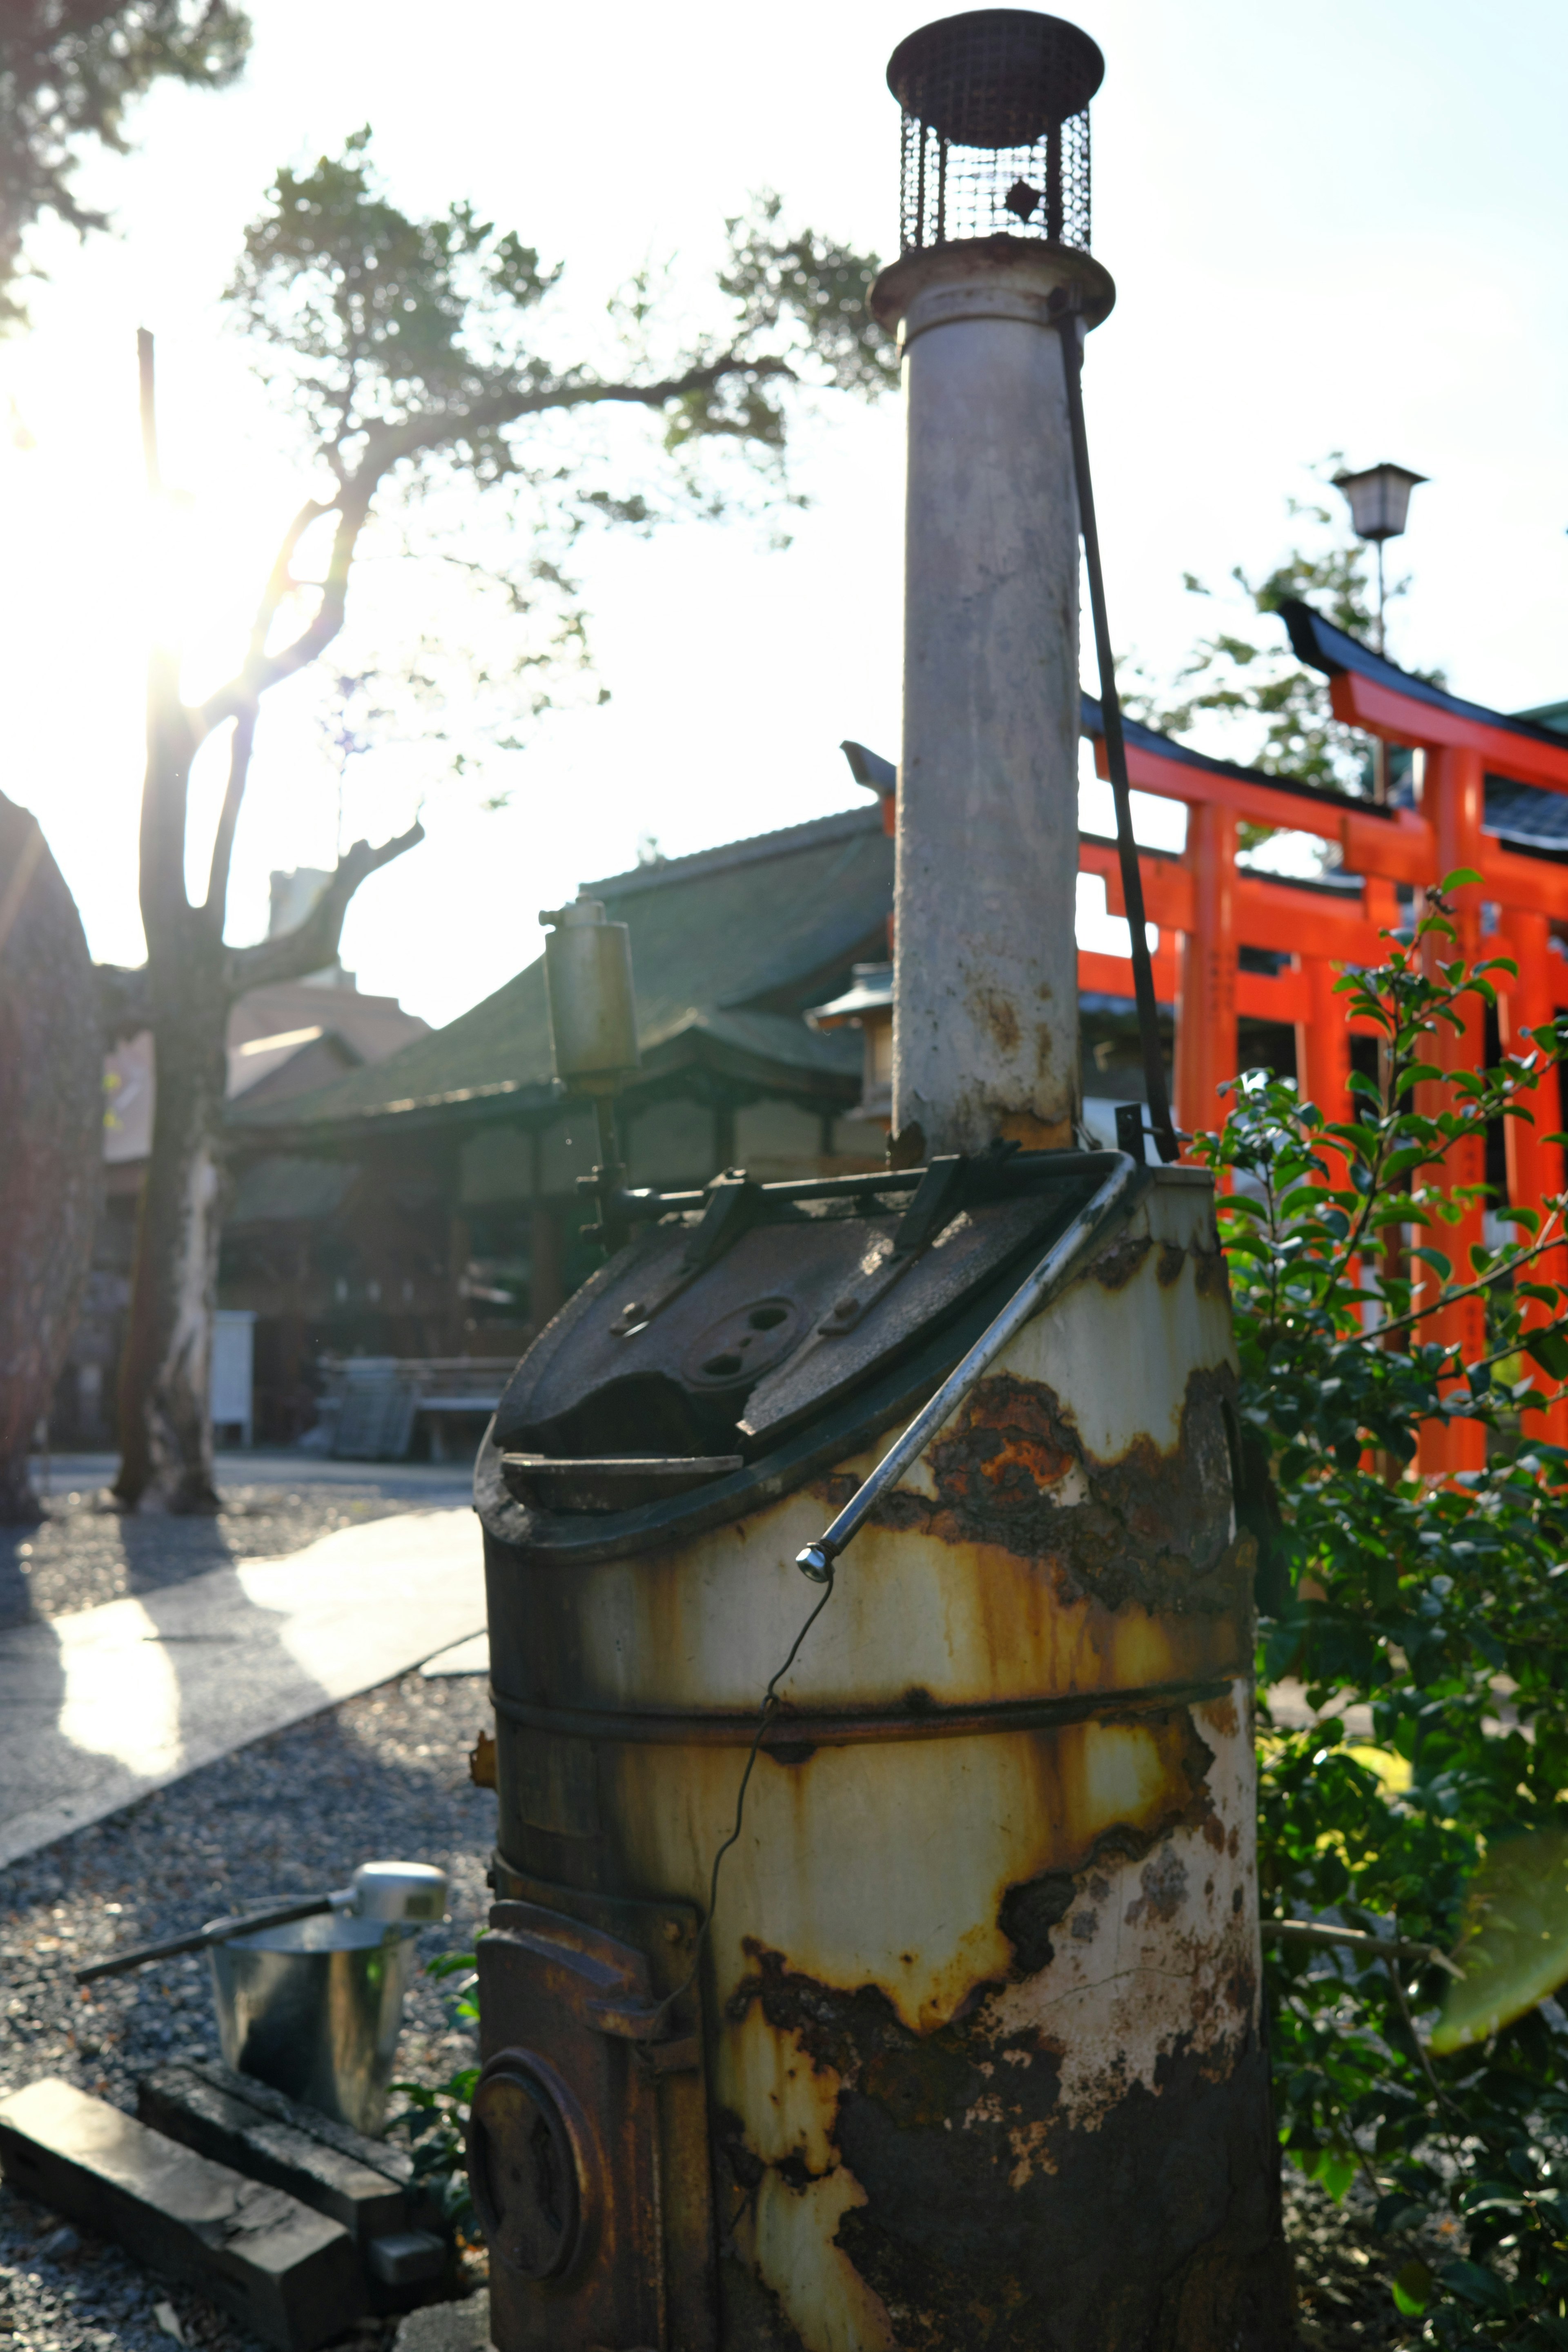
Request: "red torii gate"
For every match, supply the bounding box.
[1081,601,1568,1470]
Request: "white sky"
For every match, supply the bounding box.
[3,0,1566,1027]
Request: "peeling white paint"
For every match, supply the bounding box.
[978,1679,1259,2149]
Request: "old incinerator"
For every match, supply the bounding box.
[465,11,1289,2350]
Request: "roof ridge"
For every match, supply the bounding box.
[582,804,883,898]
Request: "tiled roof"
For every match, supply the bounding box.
[234,807,890,1135]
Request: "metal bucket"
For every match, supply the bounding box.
[208,1910,422,2133]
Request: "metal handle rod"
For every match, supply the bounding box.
[1055,309,1180,1165]
[795,1154,1144,1579]
[74,1892,334,1985]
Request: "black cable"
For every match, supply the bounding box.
[648,1564,838,2037]
[1054,303,1181,1165]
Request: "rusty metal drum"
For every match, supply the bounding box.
[473,1156,1289,2349]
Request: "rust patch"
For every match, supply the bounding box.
[1033,1019,1056,1087]
[861,1366,1246,1617]
[718,2251,812,2352]
[996,1870,1076,1977]
[1199,1692,1240,1740]
[724,1940,1290,2351]
[973,987,1021,1055]
[1192,1246,1231,1304]
[1126,1846,1189,1926]
[1090,1231,1152,1291]
[1156,1241,1185,1288]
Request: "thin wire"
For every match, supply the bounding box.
[648,1564,837,2036]
[1055,306,1181,1165]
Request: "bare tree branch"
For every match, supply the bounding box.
[195,481,371,734]
[224,820,425,992]
[203,704,256,929]
[189,351,793,737]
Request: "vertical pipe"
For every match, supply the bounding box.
[1501,909,1568,1448]
[871,244,1113,1159]
[1174,802,1238,1141]
[1416,746,1487,1477]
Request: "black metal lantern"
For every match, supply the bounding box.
[888,7,1103,253]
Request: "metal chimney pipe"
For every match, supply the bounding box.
[872,11,1114,1159]
[468,22,1291,2347]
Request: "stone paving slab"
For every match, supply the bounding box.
[0,1510,483,1868]
[419,1632,489,1679]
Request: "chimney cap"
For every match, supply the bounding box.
[888,9,1104,150]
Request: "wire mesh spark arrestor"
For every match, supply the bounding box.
[889,7,1101,252]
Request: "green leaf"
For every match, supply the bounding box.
[1392,2257,1433,2315]
[1312,2145,1360,2202]
[1439,2258,1511,2313]
[1525,1330,1568,1381]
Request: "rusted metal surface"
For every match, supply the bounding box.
[492,1168,1101,1475]
[478,1168,1289,2345]
[478,1875,717,2352]
[474,1895,711,2352]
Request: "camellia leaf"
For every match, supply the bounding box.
[1439,2258,1511,2314]
[1432,1829,1568,2054]
[1525,1329,1568,1383]
[1391,2257,1432,2316]
[1312,2144,1359,2202]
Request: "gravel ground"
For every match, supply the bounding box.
[0,1471,1441,2350]
[0,1483,456,1631]
[1283,2165,1457,2347]
[0,1669,495,2352]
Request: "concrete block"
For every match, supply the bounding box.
[161,2058,417,2179]
[139,2062,451,2311]
[367,2230,448,2287]
[138,2064,408,2244]
[0,2077,360,2352]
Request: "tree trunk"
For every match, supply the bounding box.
[0,794,102,1520]
[113,934,231,1513]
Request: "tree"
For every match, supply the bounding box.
[1196,900,1568,2343]
[0,0,250,331]
[110,134,895,1511]
[0,793,102,1520]
[1123,472,1435,796]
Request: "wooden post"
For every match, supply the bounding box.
[1295,954,1354,1131]
[1296,953,1363,1330]
[1174,802,1238,1143]
[1500,909,1568,1448]
[1416,746,1487,1476]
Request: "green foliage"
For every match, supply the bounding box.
[714,190,900,412]
[227,136,893,489]
[217,132,895,793]
[389,1949,479,2230]
[227,127,561,470]
[1195,888,1568,2343]
[0,0,250,329]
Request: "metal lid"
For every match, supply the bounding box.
[887,9,1104,147]
[481,1152,1134,1559]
